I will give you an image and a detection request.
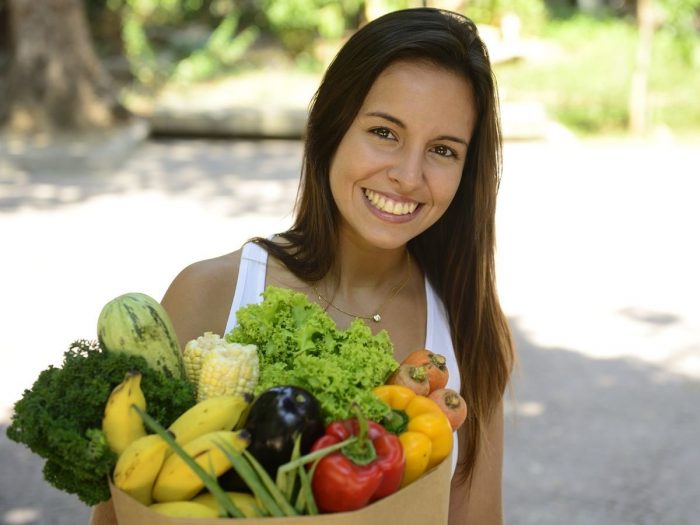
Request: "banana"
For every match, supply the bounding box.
[152,429,250,502]
[192,491,262,518]
[167,394,251,449]
[102,370,147,455]
[112,433,170,505]
[149,501,219,518]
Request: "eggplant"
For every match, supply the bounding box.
[242,385,325,477]
[219,385,325,489]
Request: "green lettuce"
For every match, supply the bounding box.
[227,286,399,423]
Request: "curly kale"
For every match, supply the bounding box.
[6,339,196,506]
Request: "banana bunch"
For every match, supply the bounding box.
[149,501,219,518]
[191,491,262,517]
[102,370,147,455]
[167,394,252,449]
[152,429,250,502]
[112,433,170,504]
[103,372,254,511]
[148,492,262,519]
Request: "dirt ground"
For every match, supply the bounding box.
[1,136,698,524]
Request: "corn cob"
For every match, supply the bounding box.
[183,332,259,401]
[183,332,220,388]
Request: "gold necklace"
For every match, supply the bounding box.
[313,252,411,323]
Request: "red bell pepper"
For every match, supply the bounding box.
[310,409,405,513]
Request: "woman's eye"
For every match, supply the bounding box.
[370,127,395,140]
[431,145,457,158]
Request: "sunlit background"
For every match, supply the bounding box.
[1,1,699,524]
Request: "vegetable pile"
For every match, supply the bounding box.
[5,286,465,519]
[5,339,196,505]
[228,286,399,423]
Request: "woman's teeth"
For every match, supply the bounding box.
[364,189,418,215]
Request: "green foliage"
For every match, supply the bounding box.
[257,0,363,55]
[106,0,260,87]
[81,0,700,136]
[122,10,159,84]
[109,0,206,24]
[170,11,259,83]
[657,0,700,63]
[466,0,548,34]
[494,13,700,135]
[647,27,700,129]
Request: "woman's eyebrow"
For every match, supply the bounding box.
[434,134,469,147]
[365,111,469,147]
[365,111,405,128]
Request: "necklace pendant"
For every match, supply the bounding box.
[372,313,382,323]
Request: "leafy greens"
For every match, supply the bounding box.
[227,286,399,423]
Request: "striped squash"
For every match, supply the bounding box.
[97,292,185,379]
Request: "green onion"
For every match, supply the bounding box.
[296,460,318,515]
[217,440,287,517]
[243,450,299,516]
[281,434,303,502]
[276,434,302,500]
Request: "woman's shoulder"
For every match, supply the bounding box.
[176,250,242,285]
[161,250,242,349]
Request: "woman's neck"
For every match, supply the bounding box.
[327,233,409,296]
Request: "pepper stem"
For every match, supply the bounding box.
[341,403,377,466]
[382,409,409,435]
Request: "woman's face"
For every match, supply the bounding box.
[329,59,476,251]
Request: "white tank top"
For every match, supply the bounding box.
[225,241,461,476]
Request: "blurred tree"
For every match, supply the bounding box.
[628,0,655,134]
[1,0,128,135]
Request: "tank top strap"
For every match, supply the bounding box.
[224,241,269,334]
[424,277,461,477]
[424,277,460,393]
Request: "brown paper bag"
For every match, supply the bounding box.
[109,457,450,525]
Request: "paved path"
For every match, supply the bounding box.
[1,136,698,524]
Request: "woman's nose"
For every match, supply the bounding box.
[388,149,423,189]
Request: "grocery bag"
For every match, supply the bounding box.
[109,456,451,525]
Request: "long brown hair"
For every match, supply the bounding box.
[254,7,515,483]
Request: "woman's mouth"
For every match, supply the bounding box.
[363,188,420,216]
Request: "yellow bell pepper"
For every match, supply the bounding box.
[397,431,432,487]
[373,385,453,486]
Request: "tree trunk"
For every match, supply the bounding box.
[628,0,655,135]
[3,0,127,135]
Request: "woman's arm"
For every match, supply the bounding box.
[88,500,117,525]
[448,400,504,525]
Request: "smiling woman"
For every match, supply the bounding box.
[91,7,515,525]
[329,60,475,252]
